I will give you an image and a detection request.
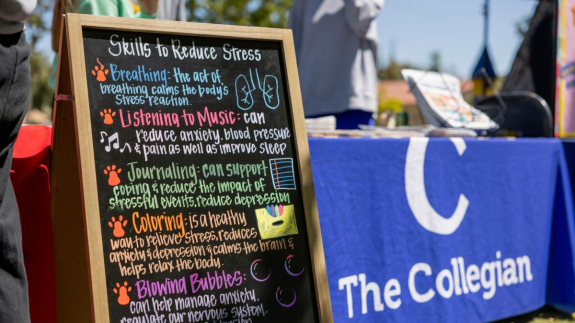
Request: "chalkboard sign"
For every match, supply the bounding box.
[51,14,332,323]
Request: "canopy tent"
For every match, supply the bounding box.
[502,0,557,116]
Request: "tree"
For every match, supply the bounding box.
[26,0,51,53]
[187,0,293,28]
[26,0,55,116]
[378,59,419,80]
[29,54,53,114]
[515,15,531,38]
[429,51,441,72]
[379,98,403,114]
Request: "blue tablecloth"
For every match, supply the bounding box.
[309,138,575,323]
[552,139,575,313]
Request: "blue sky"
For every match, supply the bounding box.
[377,0,539,78]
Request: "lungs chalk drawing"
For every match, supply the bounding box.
[235,68,281,110]
[405,137,469,235]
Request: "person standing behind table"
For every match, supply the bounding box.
[49,0,159,89]
[0,0,37,322]
[289,0,383,129]
[157,0,186,21]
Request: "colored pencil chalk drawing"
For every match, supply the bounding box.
[255,204,298,240]
[269,158,296,190]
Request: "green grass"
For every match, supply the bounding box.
[493,306,575,323]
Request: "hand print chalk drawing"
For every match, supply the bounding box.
[235,69,280,110]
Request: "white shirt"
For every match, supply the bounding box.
[289,0,383,117]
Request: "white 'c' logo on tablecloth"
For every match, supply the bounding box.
[405,138,469,235]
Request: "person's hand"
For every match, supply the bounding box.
[138,0,158,15]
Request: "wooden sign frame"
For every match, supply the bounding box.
[51,13,333,323]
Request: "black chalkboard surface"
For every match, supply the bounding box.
[51,14,332,323]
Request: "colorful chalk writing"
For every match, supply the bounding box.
[83,28,319,323]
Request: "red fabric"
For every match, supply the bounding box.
[10,125,56,323]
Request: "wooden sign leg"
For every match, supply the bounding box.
[50,16,93,323]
